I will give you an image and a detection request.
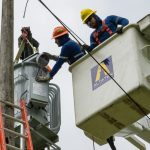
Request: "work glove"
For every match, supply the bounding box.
[116,26,124,34]
[81,44,92,53]
[43,52,59,61]
[35,74,52,82]
[41,67,47,73]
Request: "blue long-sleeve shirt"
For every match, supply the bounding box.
[90,15,129,50]
[49,37,84,78]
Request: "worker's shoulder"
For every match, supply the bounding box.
[105,15,119,21]
[64,39,79,47]
[62,40,80,53]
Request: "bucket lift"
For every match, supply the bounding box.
[14,53,61,150]
[69,14,150,149]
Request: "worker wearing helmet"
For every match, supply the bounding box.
[80,8,129,51]
[80,11,123,150]
[36,26,84,81]
[18,27,39,60]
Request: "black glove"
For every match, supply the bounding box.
[43,52,58,61]
[50,55,59,61]
[116,26,123,34]
[81,44,92,52]
[42,68,47,72]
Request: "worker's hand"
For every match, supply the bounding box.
[116,26,123,34]
[81,44,91,52]
[20,37,28,43]
[21,33,28,42]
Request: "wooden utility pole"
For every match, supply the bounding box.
[0,0,14,146]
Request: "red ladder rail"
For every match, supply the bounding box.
[20,100,34,150]
[0,105,7,150]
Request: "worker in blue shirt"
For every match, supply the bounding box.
[36,26,84,82]
[80,9,128,150]
[80,8,129,51]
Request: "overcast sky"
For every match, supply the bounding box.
[1,0,150,149]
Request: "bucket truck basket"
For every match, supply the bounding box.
[69,15,150,142]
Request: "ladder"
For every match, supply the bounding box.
[0,100,34,150]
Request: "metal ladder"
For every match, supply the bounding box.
[0,99,34,150]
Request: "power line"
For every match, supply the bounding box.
[92,137,95,150]
[38,0,85,46]
[23,0,30,18]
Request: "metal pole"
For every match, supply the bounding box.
[0,0,14,146]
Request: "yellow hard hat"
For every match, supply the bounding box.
[80,8,96,23]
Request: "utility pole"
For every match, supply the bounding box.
[0,0,14,147]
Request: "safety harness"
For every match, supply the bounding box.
[93,20,113,45]
[14,41,25,64]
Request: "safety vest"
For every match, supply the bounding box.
[93,20,113,45]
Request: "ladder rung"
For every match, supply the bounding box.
[4,128,27,139]
[0,100,22,110]
[2,113,25,124]
[6,144,23,150]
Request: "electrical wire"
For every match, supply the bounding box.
[92,137,96,150]
[23,0,30,18]
[38,0,85,46]
[38,0,150,121]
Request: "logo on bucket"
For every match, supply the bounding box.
[91,56,114,90]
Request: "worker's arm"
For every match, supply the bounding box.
[42,52,59,61]
[116,16,129,26]
[49,46,68,79]
[107,15,129,34]
[89,32,98,50]
[49,58,64,78]
[107,15,129,26]
[32,38,39,49]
